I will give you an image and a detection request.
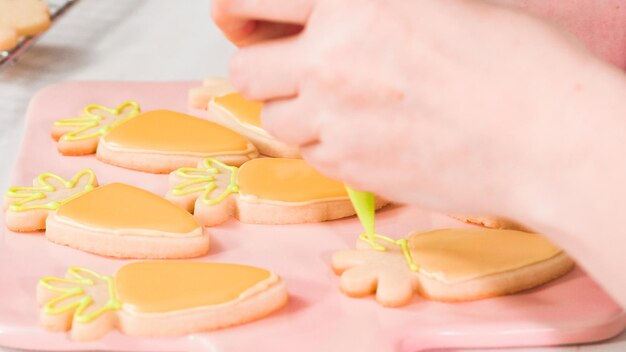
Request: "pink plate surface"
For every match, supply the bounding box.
[0,81,624,352]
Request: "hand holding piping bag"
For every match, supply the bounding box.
[213,0,626,307]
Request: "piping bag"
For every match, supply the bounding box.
[345,186,378,245]
[346,186,419,270]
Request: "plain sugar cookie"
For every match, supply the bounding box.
[37,262,288,341]
[0,26,17,51]
[166,157,388,226]
[332,228,574,307]
[0,0,50,50]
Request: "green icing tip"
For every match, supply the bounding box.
[346,186,376,240]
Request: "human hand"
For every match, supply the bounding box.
[222,0,626,308]
[211,0,312,47]
[229,0,621,216]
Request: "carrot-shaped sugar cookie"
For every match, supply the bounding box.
[97,110,259,173]
[4,171,208,258]
[37,262,288,341]
[209,92,301,158]
[52,101,258,173]
[188,78,299,158]
[449,214,529,231]
[331,228,574,307]
[188,77,235,109]
[3,169,98,232]
[52,101,141,156]
[166,158,388,226]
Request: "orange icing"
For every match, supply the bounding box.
[408,229,562,283]
[237,158,348,202]
[115,261,271,313]
[213,93,263,127]
[102,110,250,153]
[56,183,199,233]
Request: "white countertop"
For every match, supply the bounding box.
[0,0,623,351]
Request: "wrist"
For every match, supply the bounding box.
[506,58,626,306]
[512,58,626,232]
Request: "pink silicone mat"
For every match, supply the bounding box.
[0,81,624,352]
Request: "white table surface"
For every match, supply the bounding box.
[0,0,623,351]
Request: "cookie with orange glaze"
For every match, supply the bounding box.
[188,77,235,109]
[3,169,98,232]
[52,101,258,172]
[332,228,574,307]
[52,101,141,156]
[4,170,208,258]
[37,261,288,341]
[188,78,300,158]
[450,214,529,231]
[166,157,388,226]
[97,109,259,173]
[209,92,301,158]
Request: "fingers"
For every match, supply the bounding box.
[300,143,371,190]
[299,145,343,182]
[213,0,314,26]
[212,0,314,46]
[238,21,303,47]
[298,115,365,183]
[230,37,301,100]
[260,97,320,146]
[211,10,256,47]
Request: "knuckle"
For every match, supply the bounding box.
[301,49,347,91]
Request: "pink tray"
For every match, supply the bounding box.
[0,81,624,351]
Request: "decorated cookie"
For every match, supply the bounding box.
[51,102,257,172]
[52,101,141,156]
[3,169,98,232]
[209,92,300,158]
[332,228,574,307]
[47,183,208,258]
[188,77,235,109]
[167,157,388,226]
[97,110,258,173]
[450,214,528,231]
[189,78,300,158]
[0,0,50,51]
[37,262,288,341]
[4,171,208,258]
